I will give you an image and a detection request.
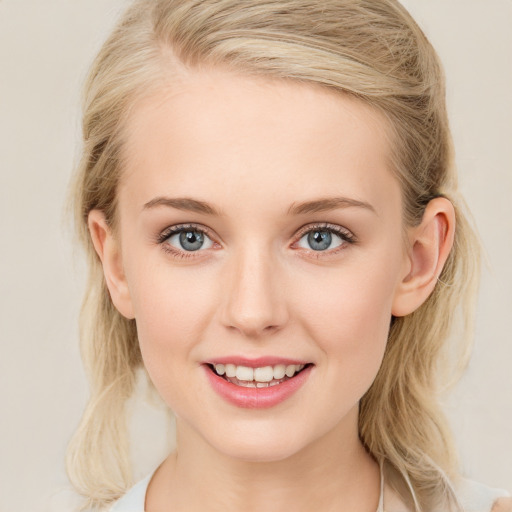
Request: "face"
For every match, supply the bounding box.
[110,69,410,461]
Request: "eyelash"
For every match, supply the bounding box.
[156,222,357,259]
[294,223,357,256]
[156,224,216,259]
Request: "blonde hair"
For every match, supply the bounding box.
[67,1,480,510]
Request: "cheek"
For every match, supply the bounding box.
[295,254,400,382]
[125,259,218,385]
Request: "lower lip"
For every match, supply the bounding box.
[203,365,313,409]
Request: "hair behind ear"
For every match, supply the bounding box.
[66,252,142,507]
[360,195,480,511]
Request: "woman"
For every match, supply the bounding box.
[67,1,511,510]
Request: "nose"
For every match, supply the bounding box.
[220,245,289,338]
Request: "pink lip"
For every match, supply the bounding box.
[203,363,313,409]
[206,356,310,367]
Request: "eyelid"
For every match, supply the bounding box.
[157,223,218,245]
[293,222,356,244]
[290,222,357,258]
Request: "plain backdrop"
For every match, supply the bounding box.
[0,1,511,511]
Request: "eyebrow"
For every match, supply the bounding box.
[143,196,222,216]
[142,195,376,217]
[287,197,376,215]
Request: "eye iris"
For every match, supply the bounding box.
[179,231,204,251]
[308,230,332,251]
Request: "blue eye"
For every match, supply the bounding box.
[165,229,214,252]
[297,228,345,251]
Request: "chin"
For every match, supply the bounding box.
[221,441,302,463]
[205,423,316,463]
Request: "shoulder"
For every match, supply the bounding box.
[109,474,152,512]
[383,478,510,512]
[491,497,512,512]
[455,478,510,512]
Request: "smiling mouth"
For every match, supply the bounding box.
[207,363,313,388]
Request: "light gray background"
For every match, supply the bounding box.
[1,1,511,511]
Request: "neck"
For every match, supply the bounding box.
[147,407,380,512]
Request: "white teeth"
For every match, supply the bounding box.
[213,362,308,383]
[254,366,274,382]
[238,380,257,388]
[273,364,286,379]
[225,364,236,378]
[285,364,297,377]
[236,366,254,381]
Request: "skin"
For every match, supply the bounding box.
[493,498,512,512]
[89,69,455,512]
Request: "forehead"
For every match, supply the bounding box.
[119,68,399,217]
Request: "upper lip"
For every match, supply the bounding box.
[205,356,312,367]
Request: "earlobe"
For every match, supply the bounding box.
[87,210,135,319]
[392,198,456,317]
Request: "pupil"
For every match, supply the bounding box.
[308,230,332,251]
[180,231,204,251]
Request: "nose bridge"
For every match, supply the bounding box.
[221,242,287,337]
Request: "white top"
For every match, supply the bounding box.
[110,474,152,512]
[109,468,509,512]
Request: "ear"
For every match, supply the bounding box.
[392,197,456,317]
[87,210,135,319]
